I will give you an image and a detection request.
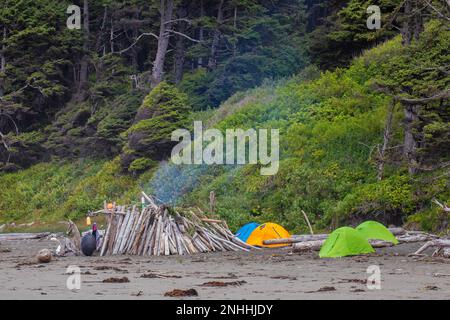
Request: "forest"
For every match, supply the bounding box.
[0,0,449,234]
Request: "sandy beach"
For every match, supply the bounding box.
[0,238,449,300]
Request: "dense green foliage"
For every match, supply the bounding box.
[121,82,190,172]
[0,1,448,235]
[178,23,449,233]
[0,158,151,223]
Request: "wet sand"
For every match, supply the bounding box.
[0,238,449,300]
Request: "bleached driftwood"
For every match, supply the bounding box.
[264,227,406,246]
[96,193,255,256]
[409,239,450,257]
[291,233,434,252]
[0,232,50,241]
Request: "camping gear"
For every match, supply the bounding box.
[235,222,260,242]
[246,222,291,248]
[86,217,91,226]
[91,192,254,256]
[319,227,375,258]
[356,221,399,245]
[81,223,98,256]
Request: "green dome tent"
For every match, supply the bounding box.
[319,227,375,258]
[356,221,399,245]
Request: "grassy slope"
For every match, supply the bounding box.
[0,158,155,224]
[182,23,449,233]
[1,22,448,234]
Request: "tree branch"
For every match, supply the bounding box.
[118,32,159,54]
[397,89,450,105]
[167,30,202,43]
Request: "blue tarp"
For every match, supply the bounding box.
[235,222,260,242]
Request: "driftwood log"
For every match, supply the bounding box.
[0,232,50,242]
[264,227,406,246]
[410,239,450,257]
[290,231,438,253]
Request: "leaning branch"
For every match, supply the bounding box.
[167,30,202,43]
[397,90,450,105]
[118,32,159,55]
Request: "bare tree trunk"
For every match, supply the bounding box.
[198,0,205,67]
[233,5,237,56]
[174,6,187,84]
[78,0,90,96]
[151,0,175,87]
[413,2,424,41]
[401,0,413,45]
[403,104,419,174]
[110,18,115,54]
[95,6,107,55]
[377,101,395,180]
[401,0,424,45]
[0,26,6,98]
[208,0,225,70]
[174,35,185,84]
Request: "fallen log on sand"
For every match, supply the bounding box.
[291,239,396,251]
[264,227,406,245]
[0,232,50,242]
[291,232,437,252]
[409,239,450,258]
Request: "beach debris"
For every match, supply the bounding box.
[306,286,336,293]
[132,290,144,297]
[141,273,182,279]
[36,249,52,263]
[205,273,238,279]
[0,245,11,253]
[102,277,130,283]
[94,266,128,273]
[200,280,247,287]
[0,232,50,242]
[92,192,253,256]
[424,285,440,291]
[338,278,366,284]
[271,229,442,253]
[164,288,198,297]
[270,275,297,280]
[409,239,450,258]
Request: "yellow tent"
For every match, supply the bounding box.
[246,223,290,248]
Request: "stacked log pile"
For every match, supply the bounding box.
[96,193,253,256]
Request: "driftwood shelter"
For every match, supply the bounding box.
[90,192,254,256]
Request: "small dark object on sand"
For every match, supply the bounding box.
[164,289,198,297]
[201,280,247,287]
[94,266,128,273]
[132,290,144,297]
[141,273,182,279]
[306,286,336,293]
[102,277,130,283]
[339,279,366,284]
[37,249,52,263]
[424,285,439,291]
[271,275,297,280]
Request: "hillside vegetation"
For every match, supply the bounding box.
[1,21,448,234]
